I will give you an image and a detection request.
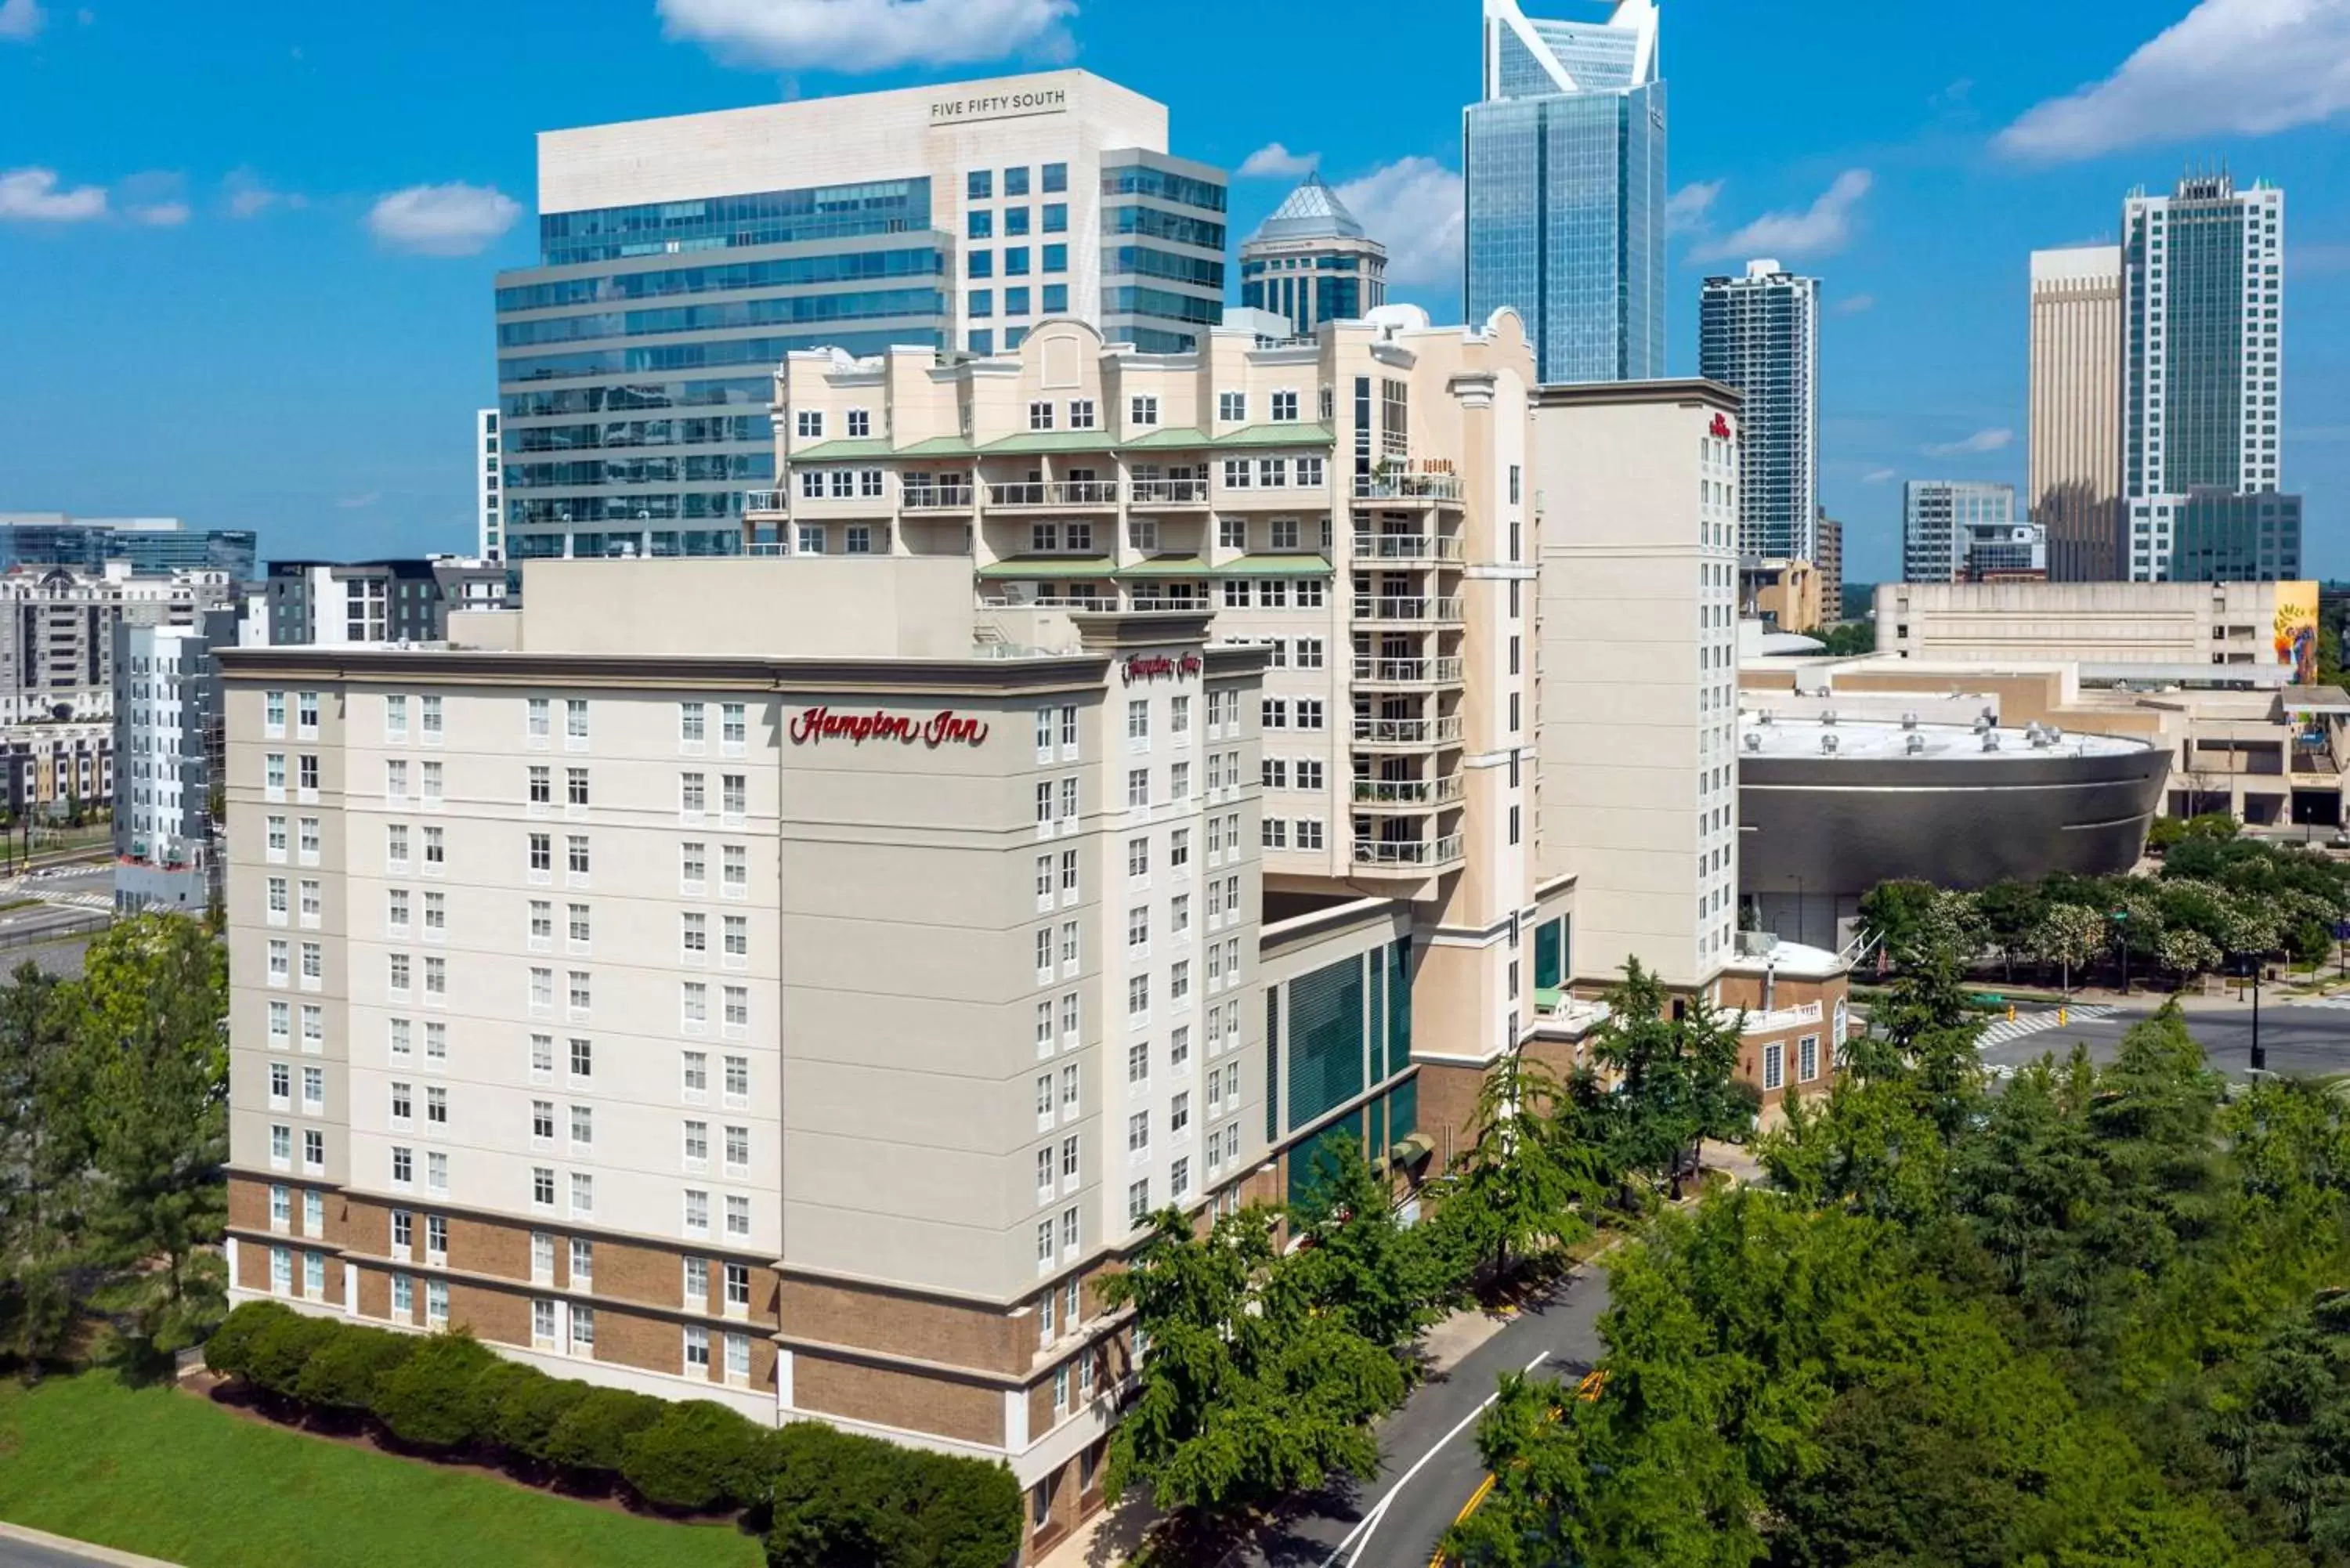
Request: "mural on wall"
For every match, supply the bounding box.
[2276,588,2318,685]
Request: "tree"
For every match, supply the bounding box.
[1285,1133,1455,1353]
[2159,927,2223,981]
[293,1324,418,1416]
[0,961,85,1365]
[371,1331,496,1451]
[1429,1049,1597,1281]
[1578,959,1747,1201]
[1976,880,2047,982]
[67,916,229,1357]
[1098,1204,1405,1548]
[2033,903,2106,995]
[543,1383,664,1476]
[618,1399,773,1511]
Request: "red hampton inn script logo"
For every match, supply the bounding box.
[788,707,990,747]
[1708,413,1733,439]
[1122,652,1202,686]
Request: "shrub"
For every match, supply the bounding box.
[544,1385,664,1478]
[766,1423,1021,1568]
[295,1324,418,1415]
[242,1309,341,1400]
[371,1331,495,1451]
[475,1359,588,1464]
[204,1299,295,1381]
[620,1399,772,1512]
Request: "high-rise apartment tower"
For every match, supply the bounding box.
[1465,0,1666,385]
[1698,259,1818,562]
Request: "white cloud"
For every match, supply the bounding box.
[1690,170,1872,262]
[367,182,520,256]
[1924,427,2013,457]
[128,201,190,226]
[2000,0,2350,161]
[1334,157,1463,291]
[336,490,381,511]
[1834,292,1876,315]
[1664,179,1722,235]
[1238,143,1318,181]
[0,0,43,40]
[0,167,106,222]
[226,168,304,219]
[1862,468,1898,484]
[657,0,1076,73]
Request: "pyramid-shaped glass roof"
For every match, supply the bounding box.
[1249,173,1366,244]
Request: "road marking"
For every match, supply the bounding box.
[1976,1004,2118,1047]
[1316,1349,1549,1568]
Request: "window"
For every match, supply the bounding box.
[526,698,550,740]
[1128,1180,1150,1224]
[1029,400,1054,432]
[566,834,590,879]
[1170,827,1190,870]
[723,845,747,897]
[1069,399,1096,430]
[1130,395,1159,428]
[1762,1042,1785,1093]
[1271,390,1299,421]
[1218,391,1246,423]
[1799,1035,1820,1082]
[1127,768,1149,809]
[721,703,746,749]
[565,699,589,746]
[1223,458,1253,490]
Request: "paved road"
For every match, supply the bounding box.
[1978,1000,2350,1081]
[0,1533,165,1568]
[1227,1267,1612,1568]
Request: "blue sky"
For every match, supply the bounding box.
[1,0,2344,583]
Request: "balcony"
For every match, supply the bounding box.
[1350,775,1466,809]
[1350,714,1464,748]
[1350,834,1466,869]
[743,490,786,518]
[1352,533,1464,563]
[1353,596,1464,626]
[1130,479,1209,508]
[1353,474,1463,503]
[903,481,975,511]
[1352,656,1466,688]
[989,480,1120,508]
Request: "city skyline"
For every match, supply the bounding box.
[0,0,2345,583]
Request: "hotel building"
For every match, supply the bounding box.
[491,70,1226,565]
[222,305,1822,1551]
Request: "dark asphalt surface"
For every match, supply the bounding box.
[1979,1000,2350,1080]
[1227,1267,1612,1568]
[0,1535,147,1568]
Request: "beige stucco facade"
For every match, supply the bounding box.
[1875,579,2319,685]
[2028,246,2124,583]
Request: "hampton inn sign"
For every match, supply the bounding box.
[929,85,1068,124]
[789,706,990,748]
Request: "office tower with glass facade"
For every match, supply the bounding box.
[476,410,503,564]
[0,514,258,581]
[1903,480,2025,584]
[493,70,1226,564]
[2027,245,2123,582]
[1698,259,1817,562]
[2121,173,2291,581]
[1238,174,1386,337]
[1465,0,1665,385]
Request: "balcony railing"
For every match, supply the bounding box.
[989,480,1120,508]
[1350,775,1466,807]
[1351,656,1466,685]
[1350,714,1464,746]
[742,490,787,515]
[1350,833,1466,868]
[1130,479,1209,506]
[902,482,975,511]
[1354,474,1463,502]
[1352,533,1464,562]
[979,592,1112,611]
[1353,596,1465,624]
[1128,594,1213,612]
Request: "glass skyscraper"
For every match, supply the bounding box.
[1465,0,1666,385]
[492,70,1224,563]
[2120,172,2293,582]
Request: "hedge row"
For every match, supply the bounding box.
[204,1302,1022,1568]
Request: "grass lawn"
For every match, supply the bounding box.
[0,1371,764,1568]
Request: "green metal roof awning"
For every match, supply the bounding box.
[787,437,897,462]
[976,556,1115,580]
[1218,553,1334,577]
[1217,422,1336,448]
[1123,426,1213,449]
[1114,556,1209,579]
[980,432,1121,456]
[894,435,978,457]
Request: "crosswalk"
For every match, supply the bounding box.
[1976,1003,2120,1048]
[2290,995,2350,1011]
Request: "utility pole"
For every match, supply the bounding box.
[2251,954,2266,1075]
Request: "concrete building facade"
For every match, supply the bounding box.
[262,559,506,649]
[2028,245,2124,582]
[114,611,237,912]
[1901,480,2031,584]
[1871,578,2319,687]
[0,563,237,725]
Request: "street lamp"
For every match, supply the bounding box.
[2245,952,2267,1075]
[2111,908,2131,996]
